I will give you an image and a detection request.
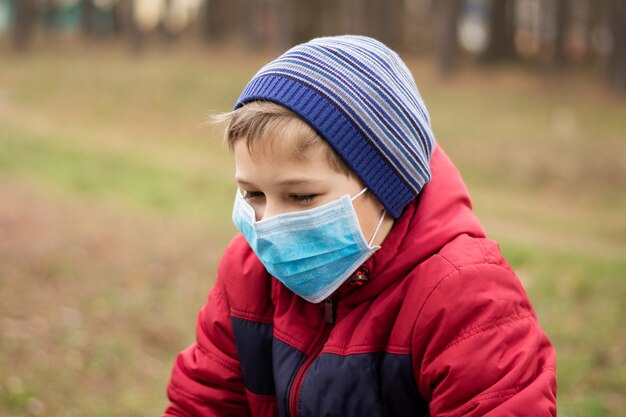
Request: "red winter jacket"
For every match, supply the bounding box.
[164,146,557,417]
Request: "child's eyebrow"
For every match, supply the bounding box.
[235,177,321,187]
[276,178,320,186]
[235,178,255,186]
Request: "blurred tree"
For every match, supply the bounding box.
[42,0,58,33]
[482,0,516,62]
[434,0,461,75]
[608,0,626,94]
[403,0,436,55]
[587,0,607,60]
[292,0,325,44]
[159,0,174,41]
[548,0,570,67]
[366,0,404,49]
[163,3,186,41]
[320,0,340,37]
[119,0,142,52]
[339,0,366,35]
[12,0,35,51]
[274,0,296,48]
[200,0,231,43]
[81,0,95,36]
[240,0,267,48]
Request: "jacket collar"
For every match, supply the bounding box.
[336,145,486,304]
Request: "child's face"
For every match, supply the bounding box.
[234,137,387,243]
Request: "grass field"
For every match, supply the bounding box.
[1,43,625,417]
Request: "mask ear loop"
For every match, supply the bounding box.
[351,188,386,247]
[368,209,387,247]
[350,187,369,201]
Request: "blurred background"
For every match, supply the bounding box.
[0,0,625,416]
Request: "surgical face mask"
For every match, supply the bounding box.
[232,188,386,303]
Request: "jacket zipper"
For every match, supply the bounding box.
[288,297,336,417]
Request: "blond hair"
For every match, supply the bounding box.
[212,101,350,175]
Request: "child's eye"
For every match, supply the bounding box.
[241,190,264,200]
[290,194,318,203]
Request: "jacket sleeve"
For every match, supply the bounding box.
[414,261,557,417]
[163,273,250,417]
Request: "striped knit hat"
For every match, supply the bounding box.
[235,35,435,219]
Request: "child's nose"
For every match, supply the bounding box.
[259,207,274,221]
[254,206,265,221]
[259,201,284,221]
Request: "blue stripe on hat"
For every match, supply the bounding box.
[265,57,430,185]
[307,46,429,164]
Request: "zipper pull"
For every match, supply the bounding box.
[347,266,370,287]
[324,297,335,324]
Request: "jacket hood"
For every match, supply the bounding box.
[336,145,486,304]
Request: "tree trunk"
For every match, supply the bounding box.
[608,0,626,94]
[539,0,570,67]
[320,0,339,37]
[81,0,95,37]
[241,0,262,49]
[292,0,324,44]
[483,0,516,62]
[434,0,461,75]
[120,0,142,53]
[12,0,35,52]
[271,0,293,48]
[42,0,57,33]
[339,0,366,35]
[555,0,569,65]
[387,0,405,50]
[366,0,403,49]
[552,0,570,66]
[201,0,231,43]
[159,0,176,43]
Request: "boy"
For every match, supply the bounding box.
[163,35,556,417]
